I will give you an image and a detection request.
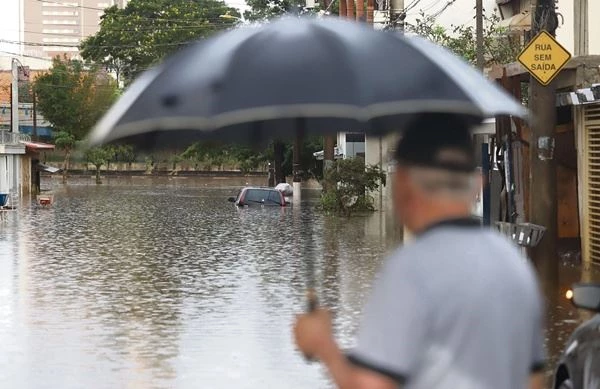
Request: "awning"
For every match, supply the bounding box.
[498,11,531,31]
[556,84,600,107]
[38,163,60,173]
[20,140,55,151]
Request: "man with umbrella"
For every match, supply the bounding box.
[294,115,546,389]
[83,15,544,388]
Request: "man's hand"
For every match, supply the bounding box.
[293,308,334,360]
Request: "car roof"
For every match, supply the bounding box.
[241,186,280,191]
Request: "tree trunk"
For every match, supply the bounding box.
[62,149,71,184]
[95,166,101,184]
[274,141,285,183]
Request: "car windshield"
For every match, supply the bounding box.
[244,189,280,204]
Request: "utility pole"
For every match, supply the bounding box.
[273,141,284,184]
[529,0,559,298]
[322,0,355,188]
[293,124,304,205]
[11,59,19,134]
[339,0,347,19]
[390,0,404,31]
[356,0,364,21]
[32,90,37,141]
[475,0,484,70]
[346,0,355,19]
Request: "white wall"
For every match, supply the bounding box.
[405,0,497,31]
[555,0,599,56]
[589,1,600,55]
[555,0,575,55]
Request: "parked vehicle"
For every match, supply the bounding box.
[553,283,600,389]
[228,187,289,207]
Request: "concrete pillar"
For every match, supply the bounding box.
[293,128,303,205]
[20,155,31,195]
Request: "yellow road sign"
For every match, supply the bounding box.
[517,30,571,86]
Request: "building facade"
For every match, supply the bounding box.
[18,0,128,61]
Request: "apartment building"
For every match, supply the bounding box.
[20,0,128,60]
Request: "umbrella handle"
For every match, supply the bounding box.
[303,288,319,362]
[306,288,318,313]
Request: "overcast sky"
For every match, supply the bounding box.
[0,0,20,55]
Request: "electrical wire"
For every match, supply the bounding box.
[1,38,203,49]
[36,0,243,24]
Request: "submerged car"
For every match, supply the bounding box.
[553,283,600,389]
[228,187,289,207]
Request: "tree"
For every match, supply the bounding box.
[319,157,386,215]
[112,144,137,170]
[53,131,76,183]
[34,56,118,182]
[80,0,240,85]
[408,12,522,67]
[244,0,306,21]
[85,146,116,184]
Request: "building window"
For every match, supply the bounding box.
[42,1,79,6]
[43,46,79,52]
[42,29,77,34]
[346,133,366,143]
[43,37,80,43]
[43,20,78,25]
[42,11,78,16]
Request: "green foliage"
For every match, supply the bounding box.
[85,146,115,168]
[34,57,118,141]
[244,0,307,21]
[80,0,240,85]
[243,0,333,22]
[281,136,323,180]
[409,12,522,66]
[34,56,117,182]
[111,144,137,164]
[319,157,386,215]
[53,131,77,152]
[84,146,116,183]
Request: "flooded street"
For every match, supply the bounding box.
[0,177,597,388]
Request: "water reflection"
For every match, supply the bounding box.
[0,177,597,388]
[0,178,399,388]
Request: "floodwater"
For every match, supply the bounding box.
[0,176,597,388]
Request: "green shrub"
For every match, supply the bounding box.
[319,157,386,216]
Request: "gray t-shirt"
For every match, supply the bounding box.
[347,219,545,389]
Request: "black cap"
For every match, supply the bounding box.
[394,114,477,172]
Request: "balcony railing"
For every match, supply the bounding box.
[0,130,31,145]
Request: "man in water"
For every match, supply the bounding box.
[294,115,546,389]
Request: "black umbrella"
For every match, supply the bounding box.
[86,16,527,150]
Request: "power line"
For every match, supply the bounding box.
[36,0,243,23]
[1,38,204,49]
[429,0,457,19]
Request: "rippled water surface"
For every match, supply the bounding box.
[0,177,402,389]
[0,177,597,388]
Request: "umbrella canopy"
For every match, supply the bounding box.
[86,16,527,150]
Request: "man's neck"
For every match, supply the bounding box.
[408,208,473,235]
